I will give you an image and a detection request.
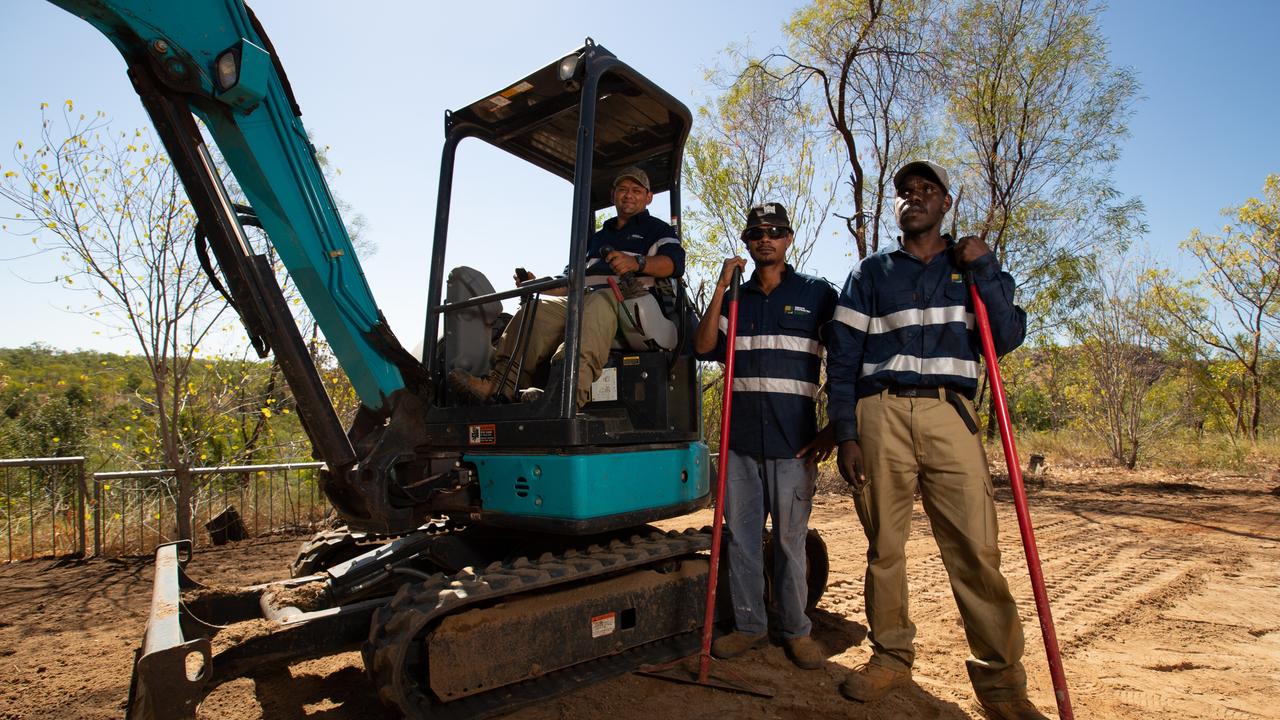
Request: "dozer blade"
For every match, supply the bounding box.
[122,538,394,720]
[125,541,213,720]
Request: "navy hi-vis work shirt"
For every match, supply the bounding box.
[825,236,1026,443]
[699,266,838,459]
[580,210,684,286]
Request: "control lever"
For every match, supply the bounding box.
[598,245,647,298]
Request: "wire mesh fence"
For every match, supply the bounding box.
[0,457,88,563]
[2,458,329,561]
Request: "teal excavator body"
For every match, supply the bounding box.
[36,3,828,718]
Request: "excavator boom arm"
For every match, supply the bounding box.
[49,0,408,415]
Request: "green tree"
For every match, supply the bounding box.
[1149,175,1280,439]
[683,60,839,288]
[945,0,1142,332]
[1067,253,1173,468]
[758,0,943,259]
[1,106,233,540]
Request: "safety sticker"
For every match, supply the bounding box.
[590,367,618,402]
[501,81,534,98]
[468,424,496,445]
[590,611,616,638]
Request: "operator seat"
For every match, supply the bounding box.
[443,266,504,378]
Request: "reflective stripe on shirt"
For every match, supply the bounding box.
[835,303,972,334]
[833,305,870,332]
[735,334,821,355]
[731,376,820,398]
[861,353,979,379]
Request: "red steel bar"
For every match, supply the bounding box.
[969,282,1074,719]
[698,268,742,682]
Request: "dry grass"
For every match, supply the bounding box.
[811,429,1280,499]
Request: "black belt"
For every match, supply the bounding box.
[887,386,942,398]
[886,386,979,434]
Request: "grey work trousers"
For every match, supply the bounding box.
[724,450,815,639]
[853,389,1028,701]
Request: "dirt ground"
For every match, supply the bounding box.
[2,463,1278,720]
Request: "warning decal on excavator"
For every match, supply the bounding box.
[590,611,616,638]
[590,367,618,402]
[468,424,496,445]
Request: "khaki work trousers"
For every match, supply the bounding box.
[487,291,618,408]
[853,390,1028,702]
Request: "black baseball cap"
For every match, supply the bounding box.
[741,203,792,239]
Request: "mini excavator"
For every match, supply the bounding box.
[43,2,829,717]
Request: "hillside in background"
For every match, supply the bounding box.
[0,344,315,470]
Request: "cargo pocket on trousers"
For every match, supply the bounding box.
[981,472,998,549]
[795,463,817,502]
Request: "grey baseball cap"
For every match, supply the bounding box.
[893,160,950,194]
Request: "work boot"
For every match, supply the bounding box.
[710,631,767,659]
[448,369,497,403]
[839,662,911,702]
[783,635,825,670]
[977,697,1049,720]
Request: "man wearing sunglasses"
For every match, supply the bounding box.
[693,203,838,670]
[825,161,1043,719]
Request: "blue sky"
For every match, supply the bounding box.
[1,0,1277,355]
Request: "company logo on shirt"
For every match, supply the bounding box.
[950,273,963,283]
[784,305,811,315]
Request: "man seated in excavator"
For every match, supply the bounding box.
[449,165,683,408]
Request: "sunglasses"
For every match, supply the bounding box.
[742,226,790,242]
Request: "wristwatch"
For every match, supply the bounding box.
[636,254,648,274]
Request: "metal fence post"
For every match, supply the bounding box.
[93,474,102,557]
[75,460,87,558]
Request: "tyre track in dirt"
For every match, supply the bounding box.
[3,467,1278,719]
[1007,475,1280,719]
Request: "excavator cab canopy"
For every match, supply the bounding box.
[421,40,697,432]
[415,40,706,535]
[445,40,690,211]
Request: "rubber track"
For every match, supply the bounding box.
[363,527,712,719]
[290,519,455,578]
